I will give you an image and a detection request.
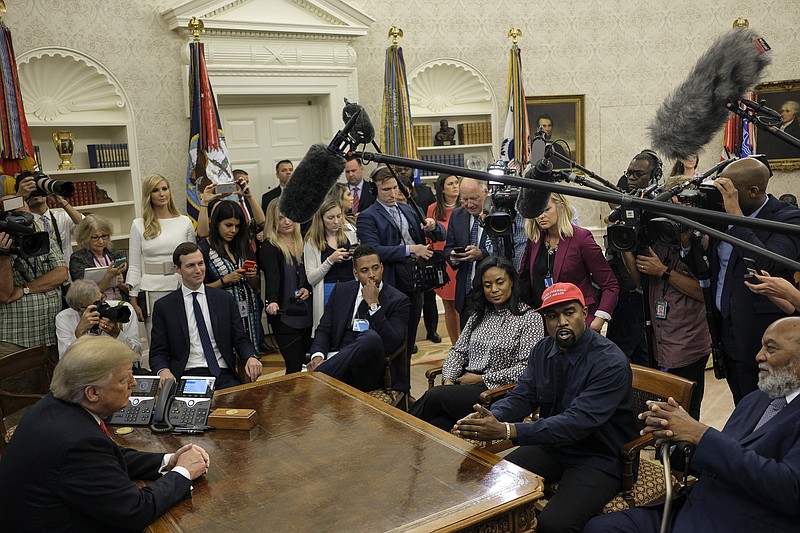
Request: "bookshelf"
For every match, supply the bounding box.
[18,48,141,251]
[407,60,497,183]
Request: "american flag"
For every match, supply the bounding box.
[185,41,233,225]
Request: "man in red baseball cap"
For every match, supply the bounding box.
[454,282,636,533]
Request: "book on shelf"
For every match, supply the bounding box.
[87,143,129,169]
[70,181,97,207]
[33,145,42,170]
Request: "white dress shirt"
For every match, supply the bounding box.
[55,301,141,358]
[181,284,229,371]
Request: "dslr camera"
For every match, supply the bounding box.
[16,170,74,199]
[94,300,132,324]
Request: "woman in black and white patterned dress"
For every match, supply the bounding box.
[410,256,545,430]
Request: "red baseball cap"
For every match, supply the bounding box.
[536,282,586,312]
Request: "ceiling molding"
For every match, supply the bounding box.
[162,0,374,40]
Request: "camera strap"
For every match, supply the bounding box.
[49,211,62,251]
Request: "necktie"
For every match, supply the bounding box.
[40,215,52,240]
[239,198,251,224]
[393,206,415,246]
[99,419,111,437]
[466,216,479,293]
[352,186,360,214]
[192,292,221,376]
[753,396,787,432]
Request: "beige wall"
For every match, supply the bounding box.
[7,1,800,223]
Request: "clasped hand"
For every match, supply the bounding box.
[639,397,708,446]
[452,404,506,441]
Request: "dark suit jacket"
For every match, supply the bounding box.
[356,201,444,288]
[711,195,800,362]
[352,179,376,214]
[261,186,281,214]
[443,207,491,313]
[0,394,191,532]
[149,286,258,380]
[309,280,410,357]
[671,389,800,531]
[519,225,619,323]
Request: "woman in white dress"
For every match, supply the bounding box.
[127,174,195,340]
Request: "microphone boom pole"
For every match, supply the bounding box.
[354,150,800,271]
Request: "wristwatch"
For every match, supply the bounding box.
[22,285,30,295]
[661,267,672,282]
[369,303,380,313]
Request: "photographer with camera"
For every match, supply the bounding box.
[16,171,83,268]
[444,178,493,330]
[710,157,800,404]
[55,279,140,359]
[624,233,711,420]
[0,195,69,359]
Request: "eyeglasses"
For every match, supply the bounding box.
[90,234,110,242]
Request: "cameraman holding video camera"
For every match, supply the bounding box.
[0,193,69,359]
[55,279,140,359]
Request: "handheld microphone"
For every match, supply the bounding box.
[516,157,554,219]
[342,98,375,145]
[279,144,346,223]
[649,27,771,160]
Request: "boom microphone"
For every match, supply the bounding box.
[342,98,375,145]
[649,27,771,160]
[516,158,554,219]
[279,144,346,223]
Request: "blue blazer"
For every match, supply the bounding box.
[149,286,258,380]
[309,279,409,357]
[672,389,800,531]
[711,195,800,362]
[443,207,490,313]
[0,394,191,532]
[356,201,430,288]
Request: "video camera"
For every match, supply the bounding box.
[0,196,50,258]
[483,161,520,237]
[16,170,74,198]
[607,185,686,253]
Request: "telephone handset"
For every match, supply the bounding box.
[149,376,216,434]
[105,375,160,426]
[150,378,176,433]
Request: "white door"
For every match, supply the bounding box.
[218,96,321,199]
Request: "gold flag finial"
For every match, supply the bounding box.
[508,28,523,46]
[388,26,403,46]
[0,1,6,18]
[733,17,749,29]
[189,17,205,42]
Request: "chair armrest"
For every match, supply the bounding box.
[478,383,516,407]
[0,389,46,401]
[619,433,655,507]
[425,367,443,390]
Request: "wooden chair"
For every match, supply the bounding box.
[365,342,410,411]
[604,364,696,511]
[0,346,51,454]
[535,364,696,514]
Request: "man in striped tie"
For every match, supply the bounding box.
[585,316,800,532]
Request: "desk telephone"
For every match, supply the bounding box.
[106,376,216,433]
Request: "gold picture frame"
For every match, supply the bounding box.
[753,79,800,171]
[526,94,585,167]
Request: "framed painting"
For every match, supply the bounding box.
[526,94,585,167]
[753,79,800,170]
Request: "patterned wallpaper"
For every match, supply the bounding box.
[5,0,800,225]
[347,0,800,225]
[6,0,188,204]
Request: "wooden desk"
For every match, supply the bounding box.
[116,372,543,532]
